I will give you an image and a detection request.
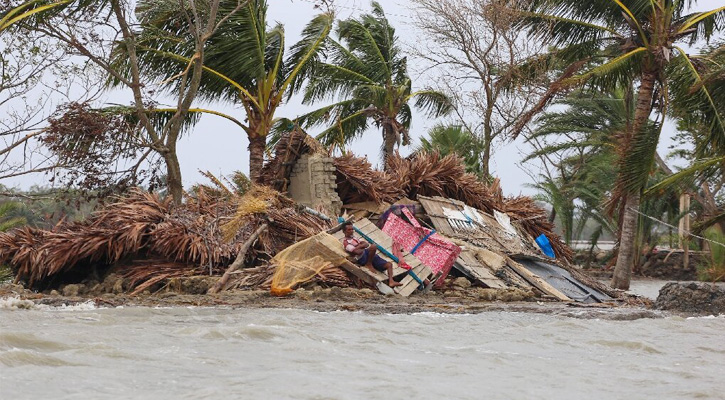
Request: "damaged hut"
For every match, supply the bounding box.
[260,129,615,302]
[0,129,617,303]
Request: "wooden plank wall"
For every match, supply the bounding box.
[332,218,433,296]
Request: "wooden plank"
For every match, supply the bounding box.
[395,264,428,296]
[454,250,507,289]
[396,264,432,297]
[354,219,409,277]
[339,260,379,287]
[334,217,434,296]
[343,201,384,213]
[419,195,542,257]
[506,257,571,301]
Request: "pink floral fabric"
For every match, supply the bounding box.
[382,209,461,287]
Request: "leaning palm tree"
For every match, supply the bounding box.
[516,0,725,289]
[133,0,332,183]
[297,1,451,167]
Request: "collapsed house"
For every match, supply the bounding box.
[0,129,616,302]
[260,129,614,302]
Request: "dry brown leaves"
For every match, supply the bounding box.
[260,128,326,191]
[0,186,332,291]
[333,153,404,204]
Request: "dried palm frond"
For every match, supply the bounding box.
[334,151,573,261]
[333,153,404,204]
[260,127,326,191]
[228,264,276,290]
[220,185,296,242]
[0,183,333,290]
[122,260,202,295]
[307,264,354,288]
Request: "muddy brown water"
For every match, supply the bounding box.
[1,281,724,399]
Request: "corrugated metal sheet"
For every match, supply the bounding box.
[514,258,612,303]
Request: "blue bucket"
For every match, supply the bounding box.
[535,234,556,258]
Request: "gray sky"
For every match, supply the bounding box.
[3,0,711,196]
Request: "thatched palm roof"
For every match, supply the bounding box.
[259,127,325,192]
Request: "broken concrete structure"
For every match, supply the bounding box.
[288,153,342,215]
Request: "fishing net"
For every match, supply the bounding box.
[270,232,349,296]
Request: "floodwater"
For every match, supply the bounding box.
[1,292,723,400]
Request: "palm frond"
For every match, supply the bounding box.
[564,47,646,92]
[282,12,333,97]
[409,90,452,118]
[644,156,725,197]
[668,49,725,155]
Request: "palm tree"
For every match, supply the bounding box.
[0,0,74,33]
[517,0,725,289]
[134,0,332,183]
[418,124,485,178]
[526,91,627,244]
[296,1,451,167]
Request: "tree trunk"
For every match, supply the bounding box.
[382,124,397,170]
[248,135,266,184]
[164,150,183,205]
[208,223,268,294]
[611,70,657,290]
[482,130,491,179]
[611,192,640,289]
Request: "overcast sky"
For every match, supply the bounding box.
[176,0,545,196]
[3,0,713,196]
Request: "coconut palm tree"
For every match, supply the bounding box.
[133,0,332,183]
[0,0,76,33]
[526,91,628,244]
[296,1,451,167]
[418,124,485,178]
[517,0,725,289]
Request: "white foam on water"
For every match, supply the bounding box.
[0,296,35,310]
[687,314,725,320]
[0,297,99,311]
[44,300,98,311]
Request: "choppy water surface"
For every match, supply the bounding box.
[1,300,723,400]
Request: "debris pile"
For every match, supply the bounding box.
[0,129,618,303]
[0,187,332,293]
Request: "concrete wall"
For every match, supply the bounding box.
[288,154,342,216]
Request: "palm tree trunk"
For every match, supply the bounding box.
[382,124,397,170]
[482,131,491,179]
[248,135,266,184]
[164,150,183,205]
[611,70,657,290]
[611,192,640,289]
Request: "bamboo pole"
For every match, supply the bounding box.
[208,224,268,294]
[683,194,690,270]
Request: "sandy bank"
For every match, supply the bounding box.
[0,282,663,320]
